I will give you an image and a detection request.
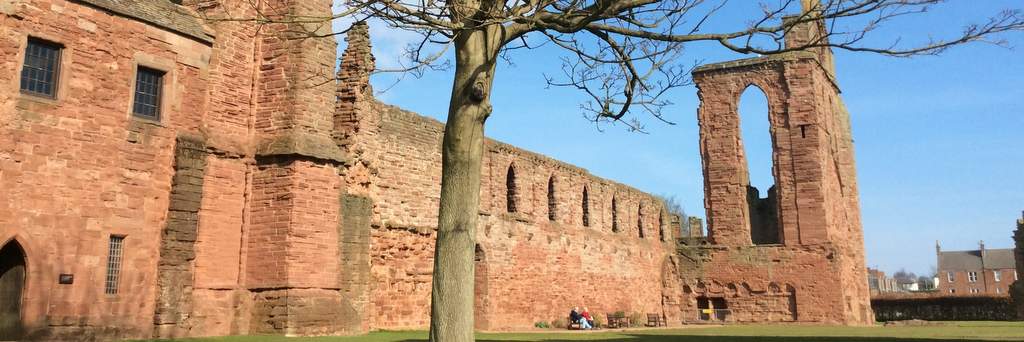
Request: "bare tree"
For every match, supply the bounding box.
[189,0,1023,341]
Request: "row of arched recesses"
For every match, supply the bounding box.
[503,164,667,240]
[682,281,798,322]
[0,239,27,339]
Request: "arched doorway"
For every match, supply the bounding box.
[0,240,27,339]
[473,244,489,331]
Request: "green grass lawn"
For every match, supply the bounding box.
[142,322,1024,342]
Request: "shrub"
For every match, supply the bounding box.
[534,321,550,329]
[593,315,604,328]
[551,319,567,329]
[629,312,644,327]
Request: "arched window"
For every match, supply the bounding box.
[582,186,590,227]
[547,176,556,221]
[611,196,619,233]
[637,204,644,238]
[740,85,773,197]
[505,164,517,213]
[740,85,781,245]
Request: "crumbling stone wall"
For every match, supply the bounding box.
[333,23,681,330]
[337,100,681,329]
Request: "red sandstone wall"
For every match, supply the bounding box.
[341,101,679,330]
[0,0,214,338]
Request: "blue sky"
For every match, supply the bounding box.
[337,1,1024,276]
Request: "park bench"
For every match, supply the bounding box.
[566,315,582,330]
[646,313,666,327]
[605,312,628,328]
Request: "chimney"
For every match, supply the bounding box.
[935,240,941,254]
[979,240,987,265]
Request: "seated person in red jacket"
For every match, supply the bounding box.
[580,307,594,329]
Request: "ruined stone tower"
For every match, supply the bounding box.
[672,5,873,325]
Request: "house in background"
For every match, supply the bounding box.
[936,241,1018,296]
[868,268,900,295]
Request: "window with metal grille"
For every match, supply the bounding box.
[968,271,977,283]
[20,38,62,98]
[105,235,125,295]
[132,67,164,120]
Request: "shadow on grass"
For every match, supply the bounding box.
[396,336,1004,342]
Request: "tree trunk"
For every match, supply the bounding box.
[429,26,499,342]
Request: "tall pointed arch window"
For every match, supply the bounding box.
[506,164,517,213]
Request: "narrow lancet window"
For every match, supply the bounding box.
[637,204,644,238]
[582,186,590,227]
[611,196,619,233]
[506,165,517,213]
[547,176,556,221]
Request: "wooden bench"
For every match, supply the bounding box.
[646,313,666,327]
[567,315,582,330]
[605,312,628,328]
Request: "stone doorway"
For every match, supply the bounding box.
[0,240,26,340]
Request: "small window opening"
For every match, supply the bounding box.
[505,165,517,213]
[547,176,556,221]
[637,204,644,239]
[582,187,590,227]
[105,235,125,295]
[20,38,63,98]
[611,196,619,233]
[658,210,665,241]
[133,66,165,120]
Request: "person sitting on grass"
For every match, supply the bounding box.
[581,307,594,329]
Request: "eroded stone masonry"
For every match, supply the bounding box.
[0,0,872,340]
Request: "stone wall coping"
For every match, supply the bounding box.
[692,50,841,92]
[692,51,816,74]
[72,0,215,44]
[375,100,668,201]
[255,133,349,164]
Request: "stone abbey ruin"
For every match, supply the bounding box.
[0,0,871,339]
